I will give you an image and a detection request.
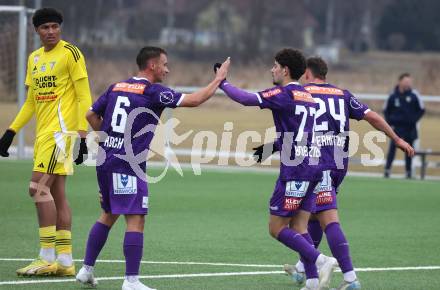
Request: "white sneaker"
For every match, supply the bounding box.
[331,279,361,290]
[76,266,98,288]
[317,256,338,289]
[122,279,156,290]
[301,287,318,290]
[284,264,306,286]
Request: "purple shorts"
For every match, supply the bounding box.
[269,178,319,217]
[96,169,149,215]
[314,169,346,213]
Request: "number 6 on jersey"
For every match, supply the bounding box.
[111,96,131,133]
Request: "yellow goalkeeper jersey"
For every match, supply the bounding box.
[10,40,91,137]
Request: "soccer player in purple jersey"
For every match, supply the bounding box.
[217,49,338,290]
[256,57,414,290]
[75,47,229,290]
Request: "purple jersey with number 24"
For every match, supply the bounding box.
[304,83,369,172]
[304,83,369,213]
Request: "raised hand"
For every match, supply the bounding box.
[213,62,222,73]
[215,57,230,82]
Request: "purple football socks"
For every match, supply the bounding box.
[84,222,110,266]
[325,222,353,273]
[124,232,144,276]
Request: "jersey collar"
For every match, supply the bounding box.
[43,39,64,54]
[308,82,328,85]
[132,76,150,81]
[286,81,300,86]
[132,77,151,85]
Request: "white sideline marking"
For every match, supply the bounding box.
[1,258,440,271]
[0,258,279,268]
[1,258,440,286]
[1,271,284,285]
[354,266,440,272]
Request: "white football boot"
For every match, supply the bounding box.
[317,255,338,289]
[76,266,98,288]
[331,279,361,290]
[284,264,306,286]
[122,279,156,290]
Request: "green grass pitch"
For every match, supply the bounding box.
[0,160,439,289]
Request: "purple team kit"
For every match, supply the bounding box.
[256,83,328,217]
[304,83,370,213]
[89,79,369,218]
[91,77,183,215]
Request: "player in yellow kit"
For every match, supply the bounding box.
[0,8,91,276]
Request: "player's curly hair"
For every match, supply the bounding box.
[306,57,328,80]
[136,46,167,70]
[275,48,306,80]
[32,7,63,28]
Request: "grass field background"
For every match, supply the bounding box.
[0,160,439,289]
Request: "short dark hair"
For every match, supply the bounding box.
[274,48,306,80]
[32,7,63,28]
[136,46,167,70]
[306,57,328,80]
[398,72,411,81]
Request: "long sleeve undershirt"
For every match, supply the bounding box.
[74,77,92,131]
[219,81,261,106]
[9,88,35,133]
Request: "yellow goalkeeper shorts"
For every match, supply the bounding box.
[33,132,76,175]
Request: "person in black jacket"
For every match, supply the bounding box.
[384,73,424,178]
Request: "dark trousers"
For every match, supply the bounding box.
[385,136,415,177]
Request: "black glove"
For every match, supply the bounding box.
[0,129,16,157]
[253,142,278,163]
[74,138,88,165]
[213,62,222,73]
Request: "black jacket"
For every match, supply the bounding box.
[383,86,425,139]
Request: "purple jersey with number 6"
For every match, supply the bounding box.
[92,77,183,174]
[257,82,326,182]
[91,77,184,214]
[304,83,370,172]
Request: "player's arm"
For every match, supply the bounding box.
[9,54,36,134]
[66,45,92,138]
[9,87,35,133]
[217,64,284,109]
[86,86,112,132]
[219,81,262,106]
[73,78,92,138]
[179,57,230,107]
[67,46,92,165]
[72,78,92,165]
[86,110,102,131]
[363,110,415,157]
[213,61,261,106]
